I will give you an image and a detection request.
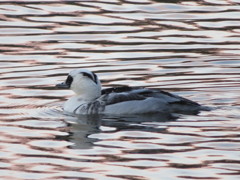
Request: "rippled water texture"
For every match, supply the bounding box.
[0,0,240,179]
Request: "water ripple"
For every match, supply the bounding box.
[0,0,240,179]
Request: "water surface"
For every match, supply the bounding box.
[0,0,240,179]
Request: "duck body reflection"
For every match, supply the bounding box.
[65,112,177,149]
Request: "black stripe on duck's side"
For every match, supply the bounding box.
[161,90,200,106]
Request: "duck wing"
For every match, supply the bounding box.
[144,89,205,114]
[99,86,206,114]
[148,90,201,106]
[101,86,200,107]
[101,86,146,105]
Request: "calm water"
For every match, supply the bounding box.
[0,0,240,179]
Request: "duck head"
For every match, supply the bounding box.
[56,69,102,100]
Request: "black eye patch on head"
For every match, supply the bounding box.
[82,72,97,84]
[65,75,73,87]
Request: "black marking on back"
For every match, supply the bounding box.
[101,86,134,95]
[82,72,97,84]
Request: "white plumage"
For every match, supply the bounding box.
[56,69,209,115]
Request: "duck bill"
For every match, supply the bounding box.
[56,82,70,89]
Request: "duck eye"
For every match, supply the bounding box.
[65,75,73,86]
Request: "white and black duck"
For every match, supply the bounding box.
[56,69,209,115]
